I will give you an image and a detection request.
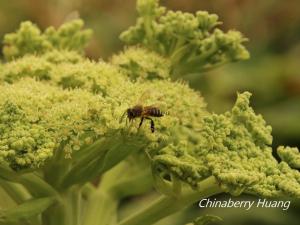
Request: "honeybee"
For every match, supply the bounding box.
[120,91,166,133]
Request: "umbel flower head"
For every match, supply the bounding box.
[152,92,300,198]
[120,0,250,77]
[0,54,207,174]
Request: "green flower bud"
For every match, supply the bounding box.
[120,0,249,77]
[111,47,171,81]
[2,20,92,60]
[277,146,300,169]
[152,92,300,198]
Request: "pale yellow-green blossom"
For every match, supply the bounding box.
[3,20,92,60]
[111,47,171,81]
[1,55,53,83]
[1,47,299,200]
[277,146,300,169]
[152,92,300,198]
[0,62,207,170]
[41,50,84,64]
[120,0,249,77]
[0,79,112,169]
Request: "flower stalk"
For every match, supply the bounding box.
[117,176,223,225]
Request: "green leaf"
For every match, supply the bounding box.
[0,165,20,183]
[61,137,143,189]
[0,197,56,224]
[19,174,58,198]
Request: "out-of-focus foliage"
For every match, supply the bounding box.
[120,0,249,77]
[3,20,92,60]
[1,0,299,57]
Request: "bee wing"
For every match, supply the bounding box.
[144,104,160,109]
[136,89,152,105]
[136,89,166,103]
[137,90,167,113]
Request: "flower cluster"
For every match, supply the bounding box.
[121,0,249,77]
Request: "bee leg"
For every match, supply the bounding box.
[128,117,134,129]
[119,111,127,123]
[138,117,144,129]
[145,117,155,133]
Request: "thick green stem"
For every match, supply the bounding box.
[81,155,153,225]
[81,183,96,199]
[82,189,118,225]
[42,199,70,225]
[100,158,153,200]
[42,186,82,225]
[67,186,82,225]
[117,176,222,225]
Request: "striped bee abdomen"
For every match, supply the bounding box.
[147,107,164,117]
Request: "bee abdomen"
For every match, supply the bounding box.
[149,108,164,117]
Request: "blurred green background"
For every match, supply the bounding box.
[0,0,299,224]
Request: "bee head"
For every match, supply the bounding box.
[127,108,135,119]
